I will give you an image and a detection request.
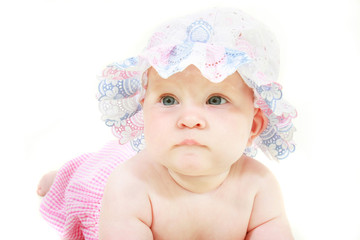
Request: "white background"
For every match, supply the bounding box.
[1,0,359,239]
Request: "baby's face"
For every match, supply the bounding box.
[142,65,257,177]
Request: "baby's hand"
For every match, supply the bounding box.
[37,171,58,197]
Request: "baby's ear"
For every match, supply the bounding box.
[140,97,145,106]
[247,108,268,146]
[139,84,147,107]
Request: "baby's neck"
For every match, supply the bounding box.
[167,169,231,193]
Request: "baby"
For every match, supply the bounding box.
[38,8,297,240]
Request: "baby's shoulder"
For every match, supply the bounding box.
[241,156,272,177]
[100,151,153,233]
[107,151,152,187]
[235,156,278,189]
[240,157,291,236]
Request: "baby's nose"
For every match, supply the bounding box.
[177,112,206,129]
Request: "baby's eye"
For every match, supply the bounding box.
[161,96,178,105]
[207,96,228,105]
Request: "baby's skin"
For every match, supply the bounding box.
[37,170,57,197]
[98,66,293,239]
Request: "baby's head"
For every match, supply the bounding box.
[97,8,297,160]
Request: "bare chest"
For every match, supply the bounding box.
[149,192,253,240]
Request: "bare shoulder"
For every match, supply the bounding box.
[236,156,275,185]
[106,150,154,186]
[101,151,153,214]
[241,157,294,240]
[99,152,153,239]
[241,156,271,176]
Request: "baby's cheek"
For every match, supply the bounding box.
[219,116,252,143]
[144,112,170,140]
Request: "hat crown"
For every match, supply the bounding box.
[143,8,280,83]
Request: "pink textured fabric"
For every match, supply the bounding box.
[40,141,137,240]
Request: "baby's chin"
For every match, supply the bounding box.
[166,164,233,194]
[164,155,232,177]
[164,151,212,171]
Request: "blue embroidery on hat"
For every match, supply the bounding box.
[98,77,140,100]
[187,19,212,43]
[113,57,139,68]
[131,134,145,152]
[225,48,251,66]
[168,41,194,69]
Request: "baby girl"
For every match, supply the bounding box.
[38,8,297,240]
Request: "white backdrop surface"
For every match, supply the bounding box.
[1,0,359,239]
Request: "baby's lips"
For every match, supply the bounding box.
[175,139,209,148]
[178,139,201,146]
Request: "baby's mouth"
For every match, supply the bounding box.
[175,139,208,148]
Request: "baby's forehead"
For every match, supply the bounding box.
[146,66,252,92]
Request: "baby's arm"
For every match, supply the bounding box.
[245,169,293,240]
[99,164,153,240]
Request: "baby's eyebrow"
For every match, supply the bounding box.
[146,81,179,96]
